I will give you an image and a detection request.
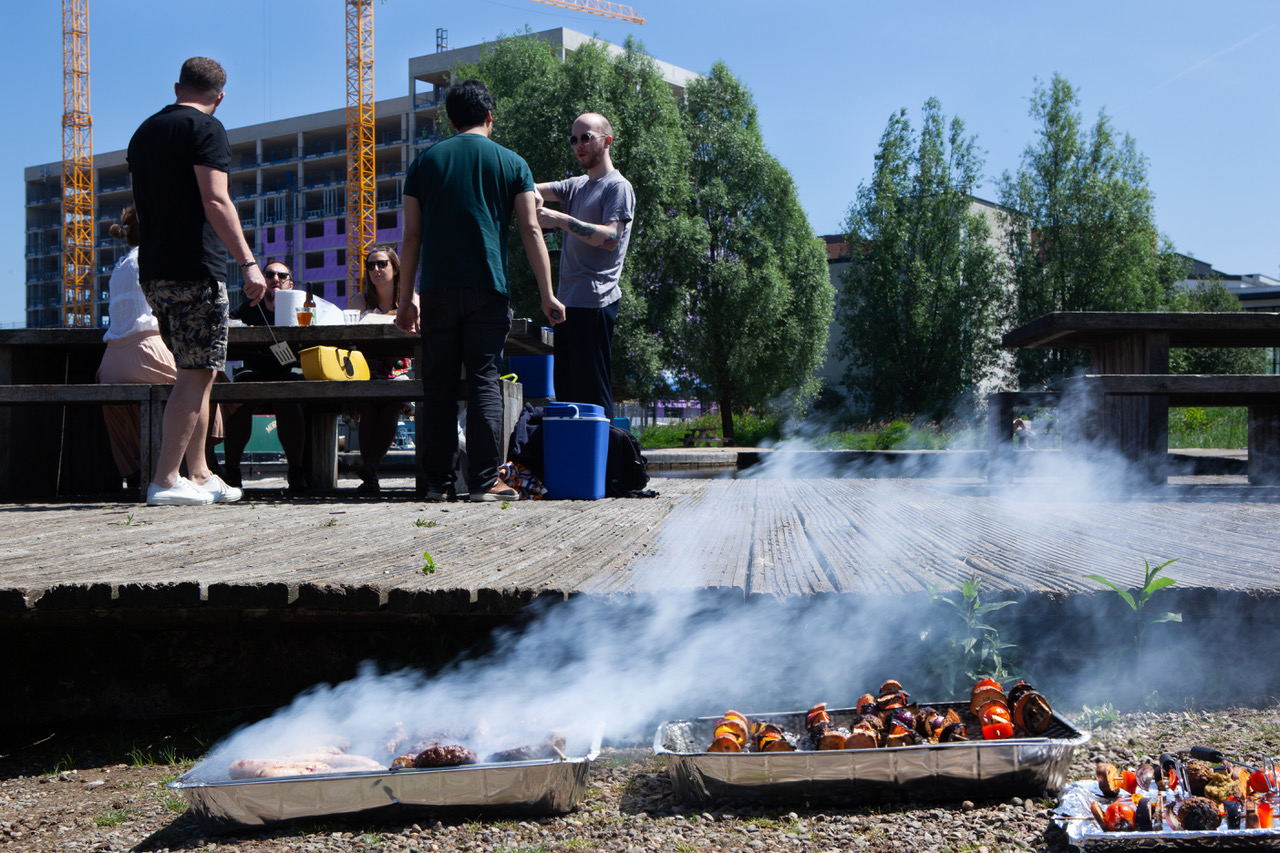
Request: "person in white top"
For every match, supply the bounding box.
[96,206,224,489]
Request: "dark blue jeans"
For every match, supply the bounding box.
[553,299,619,421]
[420,288,512,494]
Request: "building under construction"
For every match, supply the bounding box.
[22,28,698,328]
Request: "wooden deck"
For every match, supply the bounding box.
[4,473,1280,615]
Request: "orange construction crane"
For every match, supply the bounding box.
[343,0,642,297]
[527,0,644,23]
[345,0,376,299]
[61,0,94,328]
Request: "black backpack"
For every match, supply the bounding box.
[605,425,655,498]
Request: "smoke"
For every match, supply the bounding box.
[195,412,1275,779]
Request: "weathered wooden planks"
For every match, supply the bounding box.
[2,476,1280,615]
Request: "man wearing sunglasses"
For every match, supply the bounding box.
[535,113,635,421]
[222,260,309,492]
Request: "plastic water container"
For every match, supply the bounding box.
[542,402,609,500]
[508,355,554,398]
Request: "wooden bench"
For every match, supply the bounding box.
[682,426,725,447]
[1061,374,1280,484]
[0,378,522,499]
[989,375,1280,484]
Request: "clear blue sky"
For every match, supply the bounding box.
[5,1,1277,327]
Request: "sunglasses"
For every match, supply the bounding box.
[265,270,291,280]
[568,132,603,147]
[368,259,392,270]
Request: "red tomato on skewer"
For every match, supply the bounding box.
[1249,770,1277,794]
[1121,769,1139,796]
[1104,802,1136,832]
[982,721,1014,740]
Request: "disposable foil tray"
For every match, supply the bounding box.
[170,727,602,832]
[654,701,1088,807]
[1054,780,1280,850]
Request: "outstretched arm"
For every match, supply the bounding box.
[537,207,626,252]
[515,191,565,325]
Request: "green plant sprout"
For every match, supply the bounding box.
[422,551,436,574]
[923,576,1018,695]
[1085,558,1182,652]
[414,518,437,528]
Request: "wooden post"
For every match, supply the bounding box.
[1092,332,1169,483]
[1248,404,1280,486]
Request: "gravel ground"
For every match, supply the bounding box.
[3,704,1278,852]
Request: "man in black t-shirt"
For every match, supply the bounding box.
[128,56,267,506]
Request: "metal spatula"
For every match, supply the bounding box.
[259,303,297,366]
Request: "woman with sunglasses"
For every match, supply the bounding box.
[347,245,415,493]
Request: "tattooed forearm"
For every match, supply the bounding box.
[567,218,597,238]
[567,217,620,250]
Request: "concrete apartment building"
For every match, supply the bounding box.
[23,28,698,329]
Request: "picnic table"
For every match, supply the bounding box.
[996,311,1280,484]
[0,320,553,499]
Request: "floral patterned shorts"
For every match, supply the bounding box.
[140,279,229,370]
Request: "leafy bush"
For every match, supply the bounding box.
[634,412,781,448]
[1168,407,1247,449]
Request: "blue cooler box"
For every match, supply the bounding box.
[509,355,554,398]
[542,402,609,499]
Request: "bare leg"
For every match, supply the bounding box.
[153,368,215,490]
[187,399,214,485]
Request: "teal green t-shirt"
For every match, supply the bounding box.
[403,133,535,296]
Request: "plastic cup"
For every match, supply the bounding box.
[343,309,361,325]
[296,310,313,326]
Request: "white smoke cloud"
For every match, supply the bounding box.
[195,412,1258,779]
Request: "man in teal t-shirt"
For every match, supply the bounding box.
[396,79,563,501]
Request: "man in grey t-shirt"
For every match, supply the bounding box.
[536,112,635,420]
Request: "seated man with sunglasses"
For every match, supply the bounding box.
[535,112,635,421]
[222,259,309,492]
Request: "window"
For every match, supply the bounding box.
[336,249,346,268]
[377,211,398,232]
[305,252,325,270]
[305,221,324,239]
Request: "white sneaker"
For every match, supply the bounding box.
[147,477,215,506]
[198,474,243,504]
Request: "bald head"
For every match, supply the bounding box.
[576,112,613,138]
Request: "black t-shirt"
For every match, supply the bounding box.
[127,104,232,283]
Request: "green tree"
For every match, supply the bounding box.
[998,74,1174,388]
[666,62,833,440]
[837,99,1006,419]
[458,31,693,405]
[1170,279,1267,374]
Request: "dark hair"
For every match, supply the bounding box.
[109,206,139,248]
[445,80,493,130]
[263,258,291,276]
[178,57,226,98]
[362,244,401,309]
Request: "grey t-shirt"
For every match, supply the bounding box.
[548,170,635,308]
